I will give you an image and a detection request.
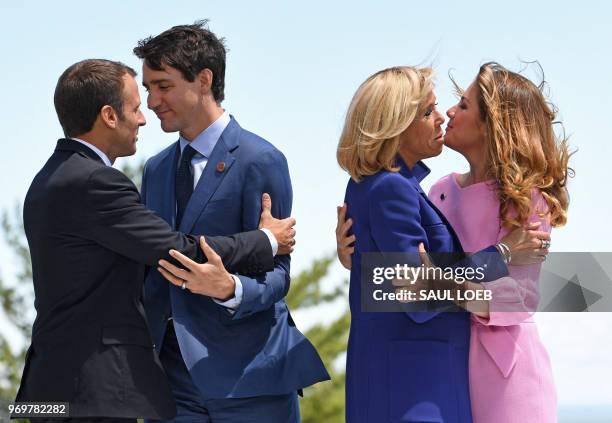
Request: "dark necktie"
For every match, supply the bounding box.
[175,145,198,227]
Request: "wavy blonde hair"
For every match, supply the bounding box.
[474,62,573,228]
[337,66,434,181]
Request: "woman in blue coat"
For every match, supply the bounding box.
[336,66,541,423]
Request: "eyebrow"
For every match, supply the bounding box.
[461,96,470,103]
[423,99,436,110]
[142,78,171,88]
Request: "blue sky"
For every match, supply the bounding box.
[1,0,611,407]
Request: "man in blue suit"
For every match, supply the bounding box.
[133,21,329,422]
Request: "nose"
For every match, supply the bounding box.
[138,110,146,127]
[147,90,160,111]
[434,109,445,126]
[447,105,456,119]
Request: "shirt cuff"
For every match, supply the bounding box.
[213,275,243,311]
[260,228,278,256]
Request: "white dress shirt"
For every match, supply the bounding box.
[71,137,112,166]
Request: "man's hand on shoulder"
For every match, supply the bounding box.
[258,193,296,255]
[158,237,236,300]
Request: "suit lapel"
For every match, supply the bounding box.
[179,118,241,233]
[399,159,465,254]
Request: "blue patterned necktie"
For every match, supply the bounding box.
[175,144,198,227]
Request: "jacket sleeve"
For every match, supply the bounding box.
[451,246,509,281]
[472,191,551,327]
[84,165,273,274]
[230,148,292,320]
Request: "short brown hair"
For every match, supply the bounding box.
[133,20,226,103]
[54,59,137,137]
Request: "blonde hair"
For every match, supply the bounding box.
[474,62,573,228]
[337,66,434,181]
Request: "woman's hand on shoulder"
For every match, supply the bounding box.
[336,203,355,270]
[499,221,551,265]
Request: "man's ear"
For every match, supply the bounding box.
[198,68,214,95]
[99,105,119,129]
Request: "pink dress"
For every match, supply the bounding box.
[429,173,557,423]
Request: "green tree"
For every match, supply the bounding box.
[0,204,32,423]
[286,255,350,423]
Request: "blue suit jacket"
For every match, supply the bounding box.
[344,158,506,423]
[142,116,329,399]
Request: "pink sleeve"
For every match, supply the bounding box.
[472,190,551,327]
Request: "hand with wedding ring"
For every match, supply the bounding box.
[499,221,551,265]
[158,236,236,300]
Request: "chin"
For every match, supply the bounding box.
[160,121,180,133]
[443,138,457,151]
[431,147,444,157]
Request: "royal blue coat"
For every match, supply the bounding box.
[344,158,506,423]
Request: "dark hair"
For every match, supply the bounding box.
[54,59,137,137]
[133,19,226,103]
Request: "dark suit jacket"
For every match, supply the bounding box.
[14,139,273,419]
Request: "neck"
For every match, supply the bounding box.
[180,103,224,141]
[463,148,488,186]
[73,133,115,164]
[398,150,417,170]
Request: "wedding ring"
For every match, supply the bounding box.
[541,239,551,249]
[181,281,186,290]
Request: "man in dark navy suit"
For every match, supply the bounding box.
[14,59,295,422]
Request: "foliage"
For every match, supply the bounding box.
[286,255,350,423]
[0,205,32,422]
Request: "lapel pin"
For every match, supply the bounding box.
[440,193,445,201]
[216,161,225,173]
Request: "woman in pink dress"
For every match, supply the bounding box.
[337,62,571,422]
